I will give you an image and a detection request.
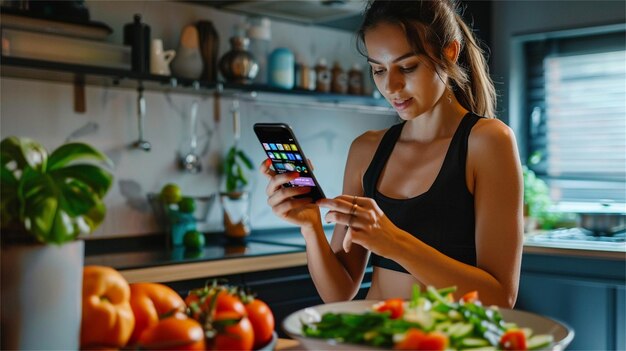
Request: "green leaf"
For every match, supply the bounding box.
[48,142,112,171]
[1,136,47,171]
[236,150,254,170]
[50,164,113,198]
[18,171,58,243]
[59,179,98,217]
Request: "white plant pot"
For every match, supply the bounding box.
[1,240,84,349]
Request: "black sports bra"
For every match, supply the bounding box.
[362,113,483,273]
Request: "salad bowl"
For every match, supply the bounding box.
[283,299,574,350]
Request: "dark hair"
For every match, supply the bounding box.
[357,0,497,118]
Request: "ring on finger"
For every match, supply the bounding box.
[352,195,358,205]
[350,203,358,216]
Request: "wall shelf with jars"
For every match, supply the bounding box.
[0,55,392,114]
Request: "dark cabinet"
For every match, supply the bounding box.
[516,253,625,350]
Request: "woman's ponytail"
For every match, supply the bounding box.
[453,14,497,118]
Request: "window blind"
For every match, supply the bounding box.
[524,30,626,203]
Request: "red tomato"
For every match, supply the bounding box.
[245,298,275,349]
[374,298,404,319]
[461,290,480,303]
[394,329,449,351]
[186,288,246,321]
[417,332,448,351]
[500,329,528,350]
[394,328,426,350]
[211,311,254,351]
[137,315,206,350]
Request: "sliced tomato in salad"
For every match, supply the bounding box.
[394,329,448,351]
[460,290,479,303]
[374,298,404,319]
[500,329,528,350]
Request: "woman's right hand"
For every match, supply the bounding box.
[260,159,322,228]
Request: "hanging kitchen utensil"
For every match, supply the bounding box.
[132,85,151,151]
[179,100,202,173]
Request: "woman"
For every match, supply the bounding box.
[260,0,523,308]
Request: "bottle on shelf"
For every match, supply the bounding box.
[331,61,348,94]
[123,14,151,73]
[295,55,315,91]
[348,63,364,95]
[246,17,271,85]
[315,58,331,93]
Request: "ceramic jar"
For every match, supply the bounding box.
[171,25,203,80]
[268,47,294,89]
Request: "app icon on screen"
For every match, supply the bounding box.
[263,143,270,150]
[277,144,284,151]
[273,152,281,159]
[267,152,275,159]
[284,144,291,151]
[284,163,296,171]
[281,153,288,159]
[290,144,298,151]
[287,153,295,160]
[295,166,302,172]
[269,143,277,150]
[275,163,285,170]
[294,154,302,161]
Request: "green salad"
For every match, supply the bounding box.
[301,286,554,350]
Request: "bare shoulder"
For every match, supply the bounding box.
[468,117,521,174]
[344,127,390,179]
[470,118,518,150]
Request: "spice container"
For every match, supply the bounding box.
[315,58,331,93]
[348,63,364,95]
[331,61,348,94]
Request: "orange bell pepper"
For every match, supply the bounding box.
[128,282,187,344]
[80,266,135,348]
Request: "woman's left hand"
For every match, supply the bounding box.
[317,195,398,255]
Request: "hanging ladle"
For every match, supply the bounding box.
[133,85,151,151]
[179,100,202,173]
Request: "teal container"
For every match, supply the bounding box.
[168,210,196,246]
[268,48,294,89]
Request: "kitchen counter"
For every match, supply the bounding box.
[85,227,623,283]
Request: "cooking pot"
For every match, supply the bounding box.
[578,213,626,236]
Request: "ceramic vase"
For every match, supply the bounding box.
[1,240,84,349]
[171,24,204,80]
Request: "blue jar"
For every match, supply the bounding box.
[268,48,294,89]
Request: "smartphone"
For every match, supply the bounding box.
[253,123,326,201]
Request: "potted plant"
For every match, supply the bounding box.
[0,136,113,349]
[220,143,254,240]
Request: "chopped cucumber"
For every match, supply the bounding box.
[462,347,497,351]
[434,320,452,332]
[448,322,474,339]
[522,327,533,339]
[460,337,490,348]
[527,334,554,350]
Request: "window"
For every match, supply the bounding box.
[521,25,625,204]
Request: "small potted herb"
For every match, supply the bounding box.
[220,143,254,240]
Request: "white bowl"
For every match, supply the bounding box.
[256,331,278,351]
[282,300,574,350]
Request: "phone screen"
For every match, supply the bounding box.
[254,123,325,201]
